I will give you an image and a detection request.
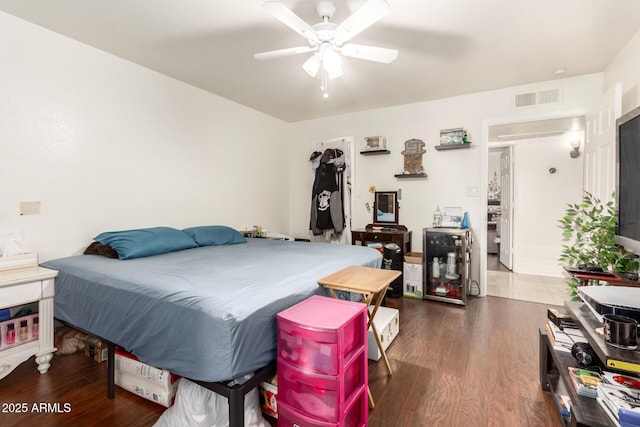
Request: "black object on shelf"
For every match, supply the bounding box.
[394,173,427,178]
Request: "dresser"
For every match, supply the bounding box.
[0,267,58,380]
[276,295,368,426]
[351,224,411,255]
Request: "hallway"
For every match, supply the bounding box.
[486,255,571,306]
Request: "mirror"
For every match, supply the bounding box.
[374,191,399,224]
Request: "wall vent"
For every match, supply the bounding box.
[514,88,561,108]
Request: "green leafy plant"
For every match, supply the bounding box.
[559,191,639,300]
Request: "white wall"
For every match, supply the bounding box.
[0,12,288,262]
[604,28,640,115]
[288,74,603,293]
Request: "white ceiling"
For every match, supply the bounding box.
[1,0,640,122]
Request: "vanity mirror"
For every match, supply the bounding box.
[374,191,399,225]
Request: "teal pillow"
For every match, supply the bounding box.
[94,227,198,260]
[182,225,246,246]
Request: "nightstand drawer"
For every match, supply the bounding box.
[0,281,41,309]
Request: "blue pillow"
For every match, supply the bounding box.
[94,227,198,260]
[182,225,246,246]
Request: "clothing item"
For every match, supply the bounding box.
[310,149,345,235]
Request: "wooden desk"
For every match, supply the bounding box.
[351,226,411,255]
[564,266,640,288]
[318,266,402,409]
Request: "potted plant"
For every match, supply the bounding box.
[559,192,639,300]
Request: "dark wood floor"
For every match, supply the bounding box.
[0,296,563,427]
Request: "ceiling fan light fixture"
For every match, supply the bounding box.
[302,54,322,77]
[321,46,342,73]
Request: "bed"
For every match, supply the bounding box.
[41,230,381,425]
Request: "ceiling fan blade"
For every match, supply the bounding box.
[263,1,318,42]
[254,46,315,61]
[341,44,398,63]
[334,0,391,45]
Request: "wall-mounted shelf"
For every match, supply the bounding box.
[434,144,471,151]
[360,149,391,155]
[394,173,427,179]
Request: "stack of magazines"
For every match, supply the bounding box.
[596,371,640,427]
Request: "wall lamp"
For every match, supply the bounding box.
[570,140,581,158]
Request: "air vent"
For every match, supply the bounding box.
[514,88,561,108]
[515,92,537,108]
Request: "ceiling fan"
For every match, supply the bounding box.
[255,0,398,97]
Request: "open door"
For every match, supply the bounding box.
[312,137,355,244]
[499,146,514,270]
[584,83,622,203]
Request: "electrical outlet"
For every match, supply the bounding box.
[465,186,479,197]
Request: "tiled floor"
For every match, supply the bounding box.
[486,255,572,306]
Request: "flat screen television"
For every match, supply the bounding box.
[615,104,640,254]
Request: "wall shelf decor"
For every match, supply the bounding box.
[434,144,471,151]
[360,149,390,155]
[437,128,470,150]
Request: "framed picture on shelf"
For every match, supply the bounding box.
[364,136,386,151]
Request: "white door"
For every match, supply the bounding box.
[584,83,622,203]
[499,146,514,270]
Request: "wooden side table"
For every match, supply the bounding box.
[0,267,58,380]
[317,265,402,409]
[351,225,411,255]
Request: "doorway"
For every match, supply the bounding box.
[482,115,584,304]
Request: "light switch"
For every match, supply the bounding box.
[465,186,479,197]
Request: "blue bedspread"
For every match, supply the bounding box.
[42,239,381,381]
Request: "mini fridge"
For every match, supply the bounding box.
[422,227,472,305]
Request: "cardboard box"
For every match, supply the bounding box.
[403,252,423,299]
[367,306,400,361]
[259,376,278,419]
[84,340,108,363]
[115,371,179,407]
[114,348,180,407]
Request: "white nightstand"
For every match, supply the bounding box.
[0,266,58,380]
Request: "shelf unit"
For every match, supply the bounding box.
[540,301,640,427]
[276,296,368,426]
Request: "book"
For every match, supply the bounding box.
[545,323,571,352]
[553,393,571,417]
[596,396,622,427]
[602,371,640,391]
[597,382,640,416]
[546,319,585,347]
[547,307,577,330]
[568,367,602,398]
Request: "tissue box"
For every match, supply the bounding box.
[0,253,38,272]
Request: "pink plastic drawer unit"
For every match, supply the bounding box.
[277,385,367,427]
[277,351,365,422]
[277,296,366,376]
